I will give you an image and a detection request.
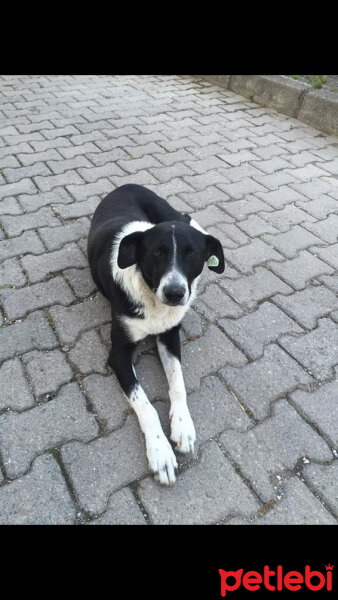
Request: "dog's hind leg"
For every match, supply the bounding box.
[157,325,196,455]
[108,341,178,486]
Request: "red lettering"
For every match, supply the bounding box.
[218,564,333,595]
[284,571,304,591]
[305,565,325,591]
[263,565,276,591]
[242,571,262,591]
[219,569,243,597]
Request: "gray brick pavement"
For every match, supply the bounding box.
[0,74,337,525]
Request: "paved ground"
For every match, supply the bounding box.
[0,75,338,525]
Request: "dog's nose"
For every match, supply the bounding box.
[163,284,186,304]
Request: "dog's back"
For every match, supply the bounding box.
[88,184,189,253]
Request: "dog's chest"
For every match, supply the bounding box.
[121,301,188,342]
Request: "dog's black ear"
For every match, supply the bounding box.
[205,234,225,273]
[118,231,144,269]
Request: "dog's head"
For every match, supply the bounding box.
[117,221,225,306]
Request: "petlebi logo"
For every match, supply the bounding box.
[219,564,334,595]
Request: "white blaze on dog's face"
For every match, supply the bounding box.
[117,220,225,307]
[155,225,190,306]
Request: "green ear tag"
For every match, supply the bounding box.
[207,255,219,268]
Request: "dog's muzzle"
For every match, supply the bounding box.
[162,283,186,306]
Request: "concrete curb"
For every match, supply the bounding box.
[200,75,338,137]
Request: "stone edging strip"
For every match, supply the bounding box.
[200,75,338,137]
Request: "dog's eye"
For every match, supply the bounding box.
[152,249,164,258]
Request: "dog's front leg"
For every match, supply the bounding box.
[157,326,196,454]
[109,342,177,486]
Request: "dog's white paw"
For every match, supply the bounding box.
[146,433,178,486]
[170,407,196,455]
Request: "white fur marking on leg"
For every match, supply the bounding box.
[157,339,196,454]
[128,383,177,485]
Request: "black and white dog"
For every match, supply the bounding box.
[88,184,225,486]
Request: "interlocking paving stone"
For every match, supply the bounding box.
[268,250,335,290]
[69,329,108,375]
[22,349,73,396]
[77,163,126,182]
[0,382,99,478]
[58,142,100,159]
[66,178,111,202]
[82,373,127,432]
[182,323,247,391]
[262,225,321,259]
[273,286,338,329]
[38,217,90,251]
[63,267,96,298]
[219,400,333,502]
[259,204,316,232]
[303,462,338,516]
[20,242,87,283]
[291,179,335,200]
[0,141,33,159]
[296,195,338,219]
[236,214,278,237]
[219,266,292,309]
[181,307,204,338]
[61,414,149,514]
[0,276,75,320]
[193,283,243,321]
[310,242,338,270]
[303,214,338,244]
[221,344,313,419]
[319,274,338,294]
[34,171,83,192]
[286,164,329,180]
[3,162,52,184]
[215,222,249,245]
[291,375,338,447]
[0,177,37,199]
[46,155,92,174]
[135,354,169,401]
[218,302,302,359]
[0,358,34,410]
[256,186,307,209]
[137,441,259,524]
[0,196,22,215]
[17,148,63,166]
[0,311,58,363]
[0,257,26,288]
[189,205,232,228]
[223,238,283,274]
[218,177,266,200]
[54,197,101,219]
[219,195,272,219]
[17,187,72,212]
[49,294,111,344]
[228,476,336,524]
[279,318,338,380]
[91,488,147,525]
[187,375,252,447]
[0,230,45,262]
[0,454,76,525]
